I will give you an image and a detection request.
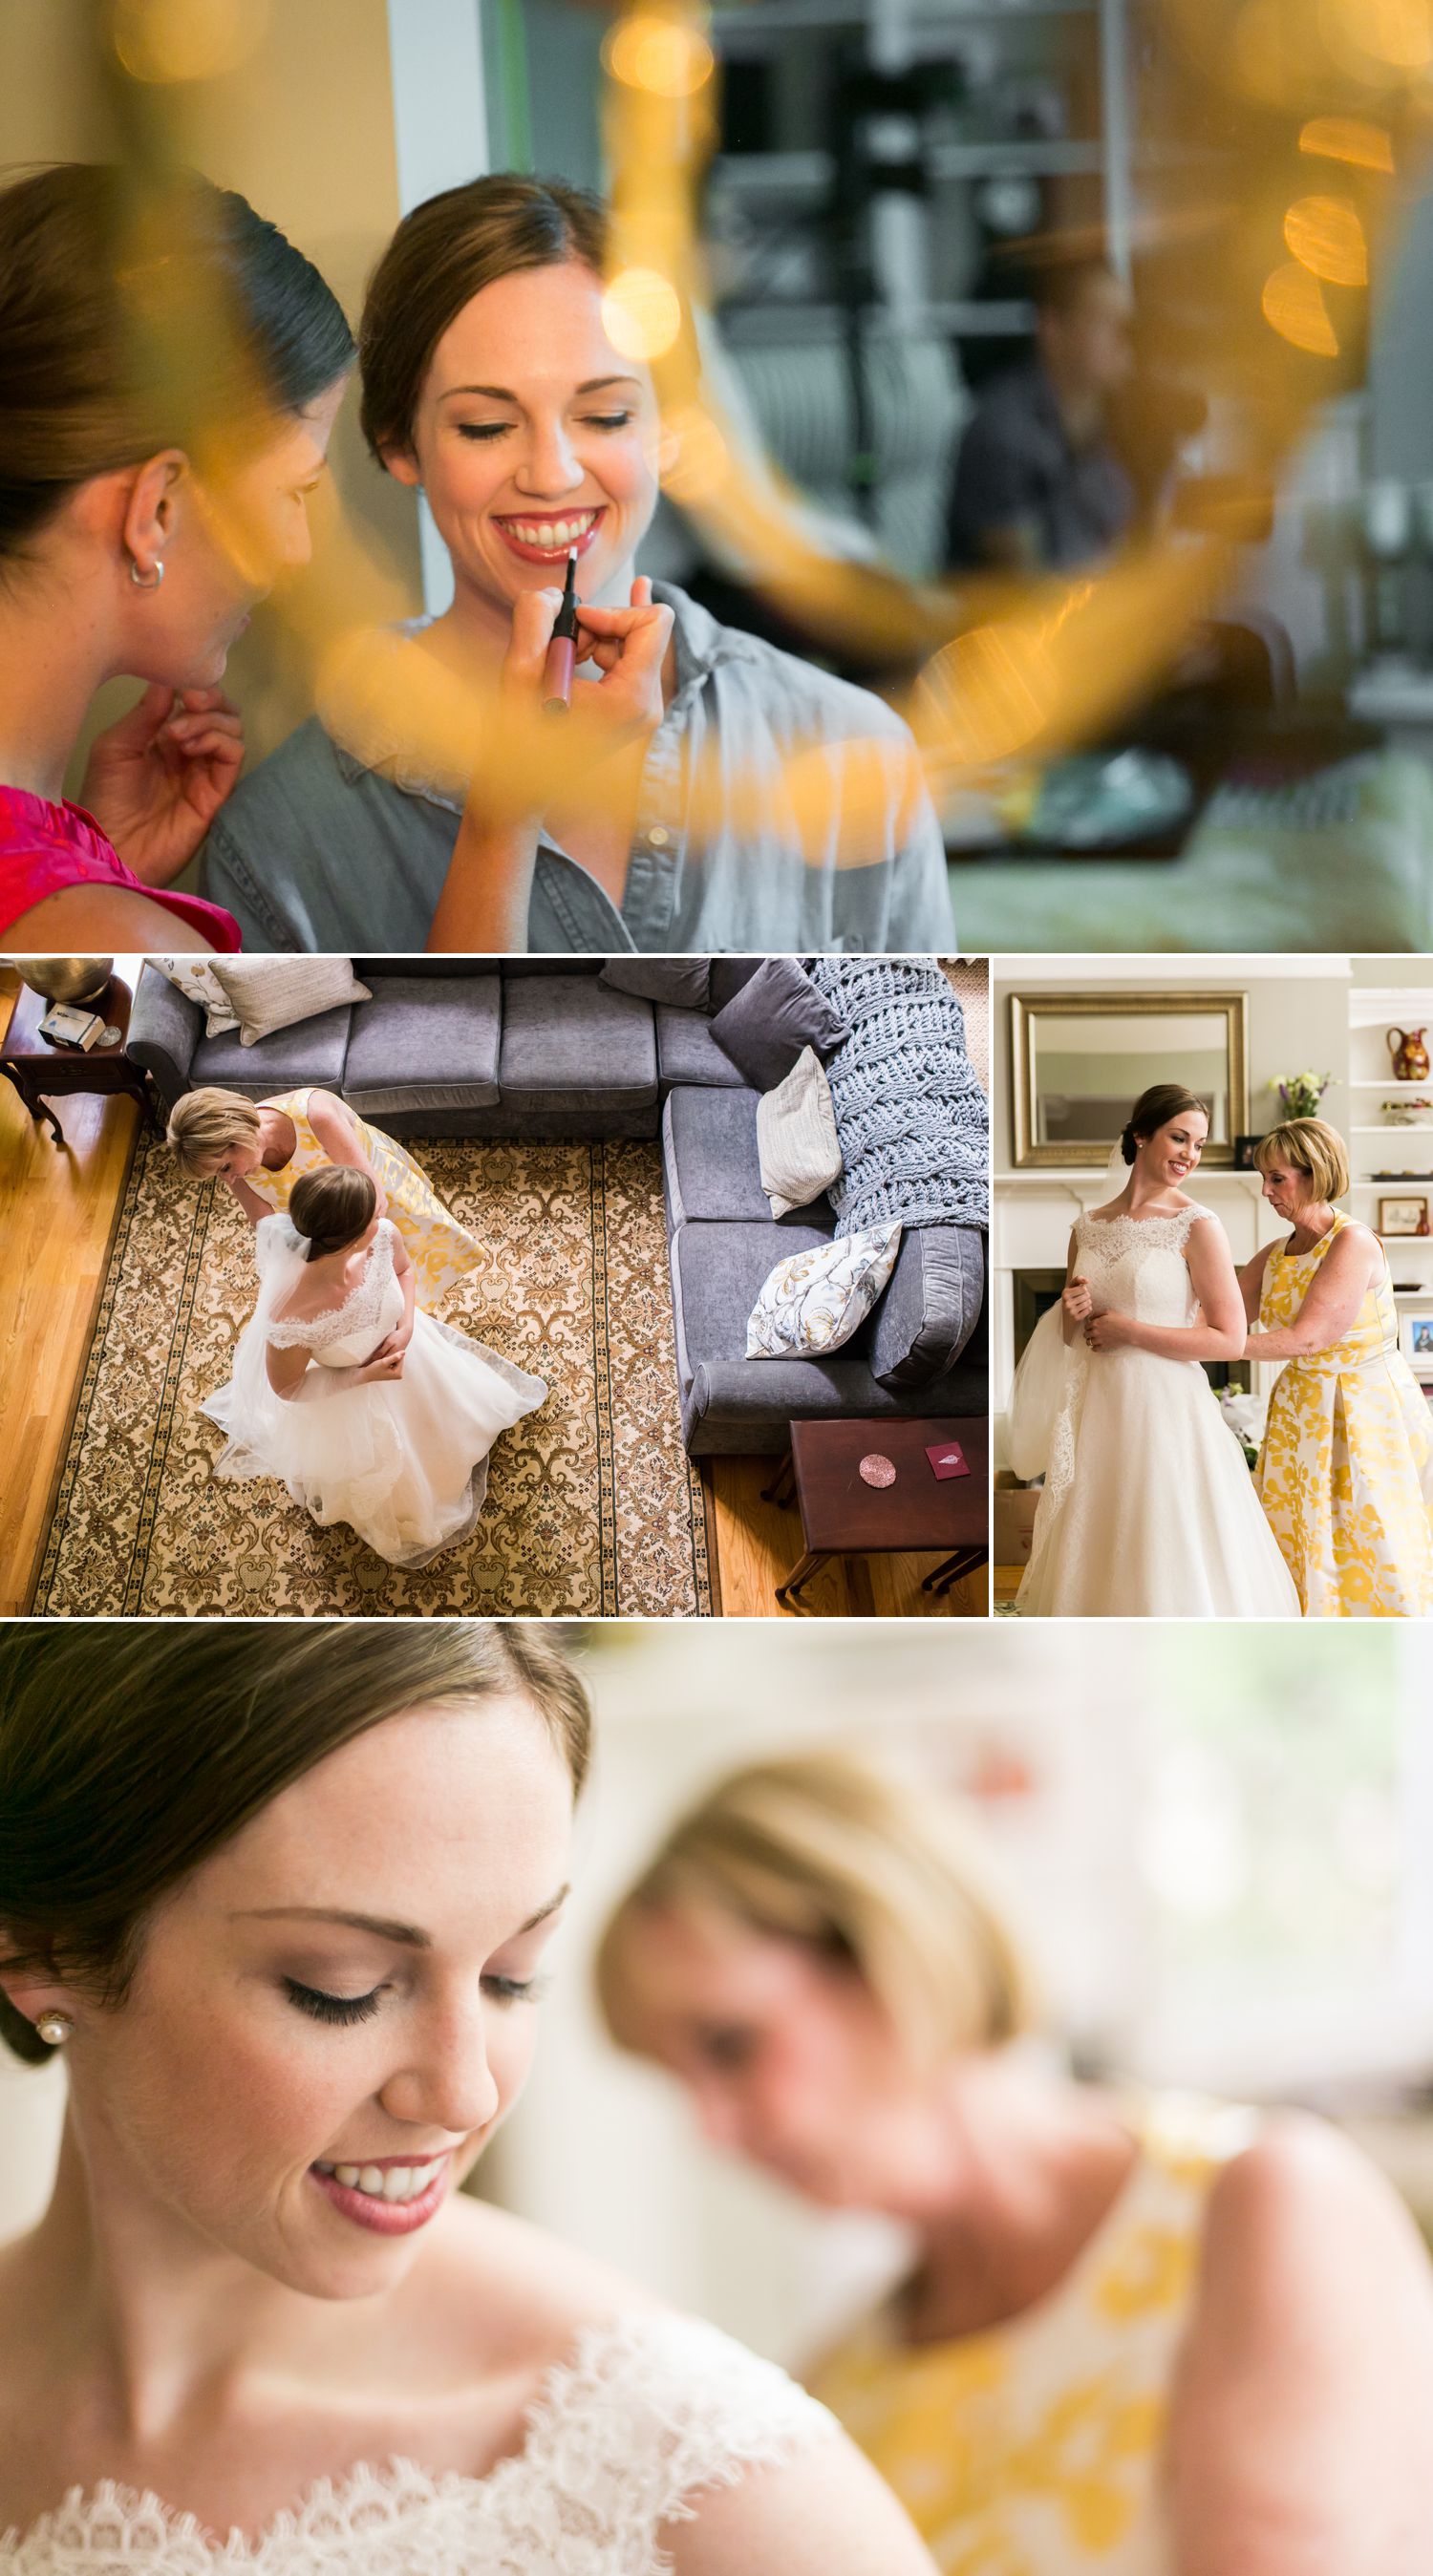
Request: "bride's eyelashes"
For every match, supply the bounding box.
[282,1971,548,2026]
[284,1977,384,2026]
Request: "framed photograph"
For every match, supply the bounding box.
[1232,1134,1264,1171]
[1009,990,1250,1168]
[1379,1195,1428,1236]
[1401,1314,1433,1376]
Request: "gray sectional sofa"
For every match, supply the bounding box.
[130,956,987,1457]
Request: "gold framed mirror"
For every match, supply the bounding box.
[1010,991,1250,1169]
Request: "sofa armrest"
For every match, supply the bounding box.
[128,965,203,1111]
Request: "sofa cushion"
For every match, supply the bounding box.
[188,1006,353,1096]
[664,1086,834,1229]
[600,957,712,1009]
[870,1224,986,1388]
[343,974,502,1116]
[655,1007,748,1091]
[498,975,656,1114]
[669,1218,853,1389]
[710,957,847,1091]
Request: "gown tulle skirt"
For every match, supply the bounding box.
[203,1305,547,1568]
[1016,1325,1300,1619]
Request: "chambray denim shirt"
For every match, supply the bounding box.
[200,585,955,954]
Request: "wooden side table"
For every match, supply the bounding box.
[0,974,159,1143]
[762,1415,989,1607]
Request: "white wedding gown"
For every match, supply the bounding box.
[1016,1205,1300,1619]
[203,1217,546,1567]
[2,2311,839,2575]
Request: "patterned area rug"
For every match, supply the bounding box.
[34,1136,713,1618]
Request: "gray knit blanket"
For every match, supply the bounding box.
[807,957,990,1236]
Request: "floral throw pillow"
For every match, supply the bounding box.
[745,1223,902,1360]
[151,957,239,1036]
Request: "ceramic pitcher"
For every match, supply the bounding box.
[1389,1027,1431,1083]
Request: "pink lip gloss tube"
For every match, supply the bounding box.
[542,548,580,713]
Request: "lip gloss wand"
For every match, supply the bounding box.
[542,547,580,713]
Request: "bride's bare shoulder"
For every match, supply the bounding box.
[409,2195,663,2377]
[1085,1197,1124,1223]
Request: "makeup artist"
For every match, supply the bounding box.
[201,175,955,955]
[0,165,353,952]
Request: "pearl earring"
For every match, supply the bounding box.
[128,556,165,588]
[36,2012,74,2047]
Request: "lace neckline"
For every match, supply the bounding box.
[5,2312,710,2561]
[1083,1201,1199,1227]
[266,1223,396,1351]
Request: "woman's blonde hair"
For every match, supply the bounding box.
[1253,1118,1350,1203]
[596,1748,1039,2070]
[167,1088,263,1179]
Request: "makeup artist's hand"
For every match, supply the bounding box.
[572,576,674,745]
[80,682,245,884]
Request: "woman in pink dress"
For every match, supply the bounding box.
[0,164,353,951]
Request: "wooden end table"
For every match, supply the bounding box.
[762,1415,989,1607]
[0,973,159,1143]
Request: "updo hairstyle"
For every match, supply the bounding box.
[1120,1083,1210,1166]
[0,162,354,572]
[0,1624,591,2064]
[289,1164,376,1261]
[358,173,607,464]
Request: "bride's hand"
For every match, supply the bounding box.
[354,1349,405,1384]
[1061,1277,1094,1323]
[370,1321,414,1362]
[1084,1310,1133,1352]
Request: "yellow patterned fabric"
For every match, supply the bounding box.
[1253,1211,1433,1617]
[243,1091,488,1309]
[808,2097,1255,2576]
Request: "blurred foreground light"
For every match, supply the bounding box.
[1319,0,1433,73]
[1284,194,1368,287]
[659,405,731,505]
[602,267,683,360]
[604,13,715,96]
[1298,115,1395,171]
[110,0,268,83]
[1261,260,1339,355]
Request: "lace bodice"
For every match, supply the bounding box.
[261,1219,399,1359]
[4,2313,837,2574]
[1074,1204,1214,1332]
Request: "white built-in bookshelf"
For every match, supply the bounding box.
[1348,990,1433,1375]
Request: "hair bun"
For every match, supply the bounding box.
[1120,1122,1137,1165]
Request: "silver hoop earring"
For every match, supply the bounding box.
[128,556,165,589]
[36,2012,75,2047]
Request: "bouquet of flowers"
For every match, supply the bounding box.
[1273,1071,1331,1121]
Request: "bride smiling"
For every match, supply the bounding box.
[0,1624,932,2574]
[1014,1083,1300,1618]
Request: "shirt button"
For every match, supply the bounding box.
[649,825,670,847]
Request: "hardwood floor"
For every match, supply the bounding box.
[0,971,141,1616]
[0,1011,981,1620]
[705,1458,984,1619]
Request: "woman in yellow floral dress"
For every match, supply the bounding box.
[596,1749,1433,2575]
[166,1084,487,1309]
[1239,1118,1433,1617]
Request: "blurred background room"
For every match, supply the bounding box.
[12,0,1433,947]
